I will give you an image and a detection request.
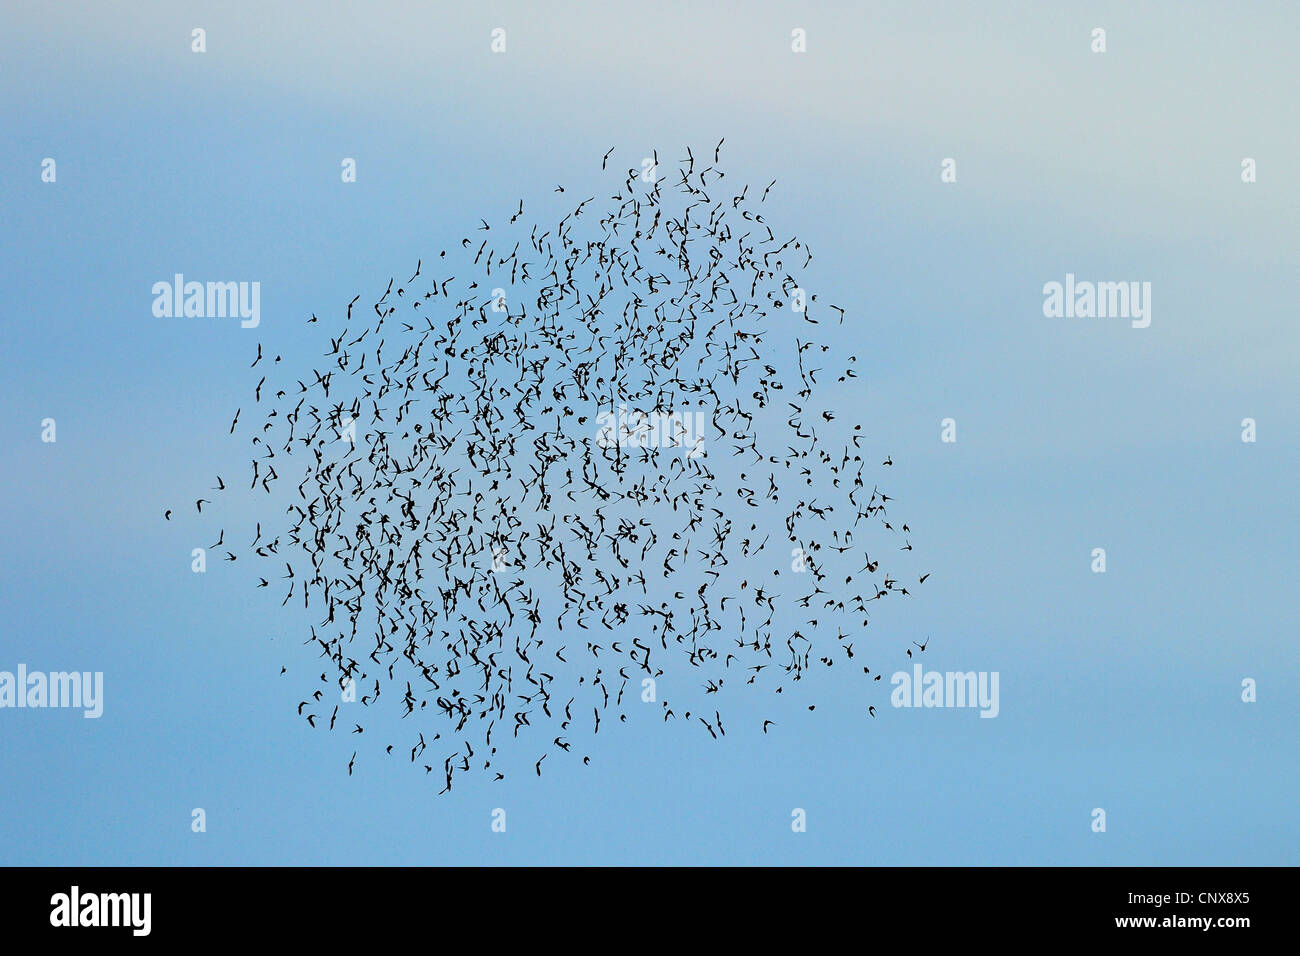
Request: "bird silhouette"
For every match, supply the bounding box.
[175,144,926,790]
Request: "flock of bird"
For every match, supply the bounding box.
[173,143,928,790]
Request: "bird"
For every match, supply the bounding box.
[177,143,923,791]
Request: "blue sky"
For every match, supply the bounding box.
[1,1,1296,865]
